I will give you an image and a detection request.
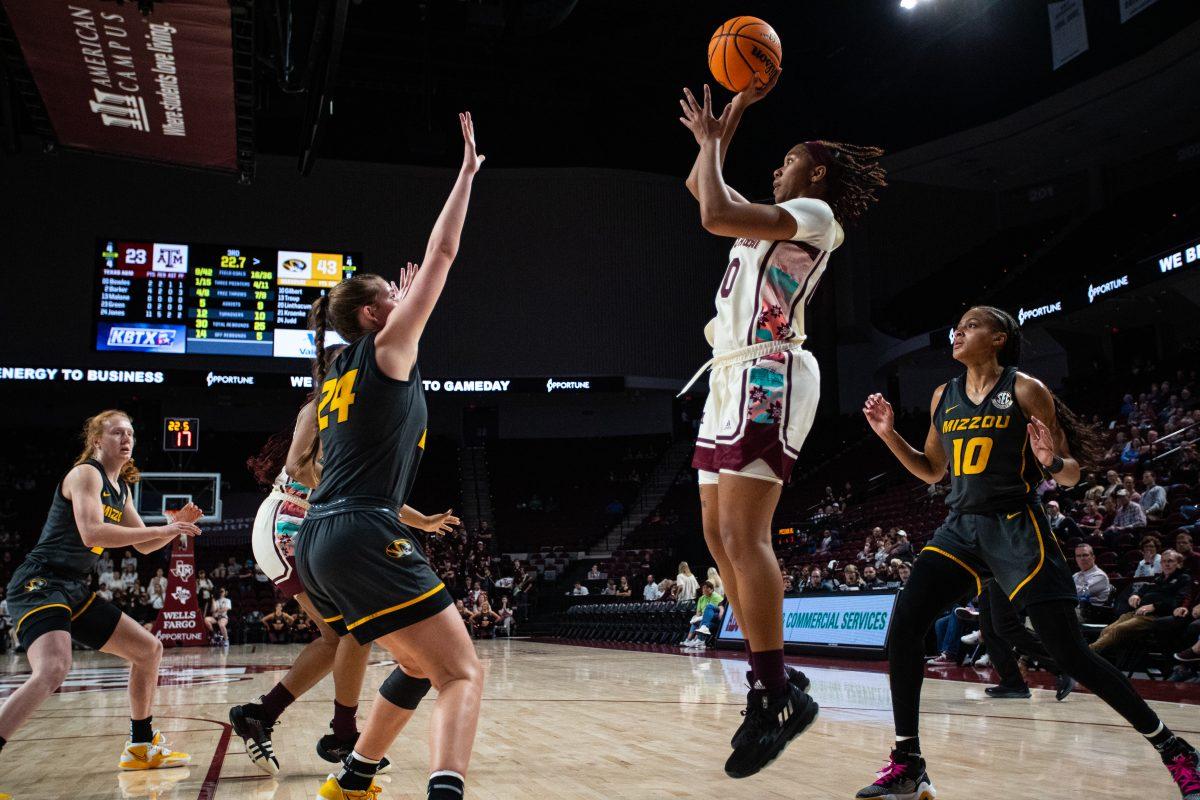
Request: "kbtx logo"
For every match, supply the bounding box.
[107,328,177,348]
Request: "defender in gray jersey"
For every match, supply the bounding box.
[857,307,1200,800]
[0,410,198,771]
[297,111,484,800]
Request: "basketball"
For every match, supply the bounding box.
[708,16,782,93]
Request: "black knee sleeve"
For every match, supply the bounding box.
[379,667,431,710]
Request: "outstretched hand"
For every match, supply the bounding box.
[460,112,485,174]
[862,393,895,438]
[731,67,782,110]
[1027,415,1057,467]
[410,508,461,535]
[678,84,729,146]
[397,261,420,299]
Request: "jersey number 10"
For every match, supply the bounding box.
[318,369,359,430]
[950,436,994,476]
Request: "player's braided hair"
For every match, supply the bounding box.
[306,273,386,459]
[805,140,887,223]
[973,305,1105,470]
[74,409,140,484]
[246,430,292,488]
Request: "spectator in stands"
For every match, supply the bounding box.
[1175,532,1200,577]
[120,549,137,574]
[675,562,699,601]
[1077,500,1104,537]
[707,567,724,598]
[570,582,589,596]
[471,597,501,639]
[1134,536,1163,579]
[454,599,472,631]
[148,567,167,607]
[1091,550,1191,654]
[1171,597,1200,666]
[587,564,603,581]
[862,565,884,589]
[602,580,617,596]
[816,530,834,556]
[1045,501,1081,541]
[496,595,515,636]
[643,575,662,601]
[97,582,113,602]
[839,564,866,592]
[469,580,485,608]
[1100,470,1122,500]
[291,610,315,643]
[1121,436,1145,468]
[1072,544,1112,623]
[1121,475,1142,503]
[263,602,294,644]
[205,587,232,646]
[896,562,911,587]
[210,562,227,580]
[133,588,156,631]
[680,581,725,647]
[888,531,915,562]
[196,569,213,606]
[859,531,880,562]
[96,551,114,580]
[1102,489,1147,543]
[616,576,632,597]
[802,569,825,592]
[929,609,962,666]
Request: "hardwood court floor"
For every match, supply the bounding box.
[1,638,1198,799]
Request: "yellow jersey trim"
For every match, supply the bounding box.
[70,593,98,621]
[922,546,982,597]
[345,582,446,631]
[322,614,344,623]
[1009,508,1047,602]
[15,603,72,633]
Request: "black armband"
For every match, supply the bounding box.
[1048,455,1065,474]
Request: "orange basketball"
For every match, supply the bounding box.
[708,16,782,93]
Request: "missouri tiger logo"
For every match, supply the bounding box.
[24,577,48,592]
[385,538,414,559]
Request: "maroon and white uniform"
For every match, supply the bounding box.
[250,470,311,597]
[687,197,844,484]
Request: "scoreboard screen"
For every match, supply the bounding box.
[95,238,361,358]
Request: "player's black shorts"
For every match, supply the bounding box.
[295,500,452,644]
[921,504,1076,612]
[6,560,123,651]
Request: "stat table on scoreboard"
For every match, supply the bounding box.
[95,239,358,358]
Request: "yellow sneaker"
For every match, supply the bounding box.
[119,730,192,770]
[316,774,382,799]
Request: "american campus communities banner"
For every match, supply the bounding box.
[1,0,237,169]
[1048,0,1088,71]
[719,592,899,649]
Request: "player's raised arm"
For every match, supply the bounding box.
[683,73,779,204]
[680,84,801,241]
[863,388,950,485]
[377,112,483,360]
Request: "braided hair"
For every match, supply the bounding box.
[305,273,388,460]
[972,305,1106,470]
[803,140,887,224]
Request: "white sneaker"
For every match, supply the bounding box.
[961,630,981,646]
[697,625,711,636]
[678,639,691,646]
[119,731,191,770]
[974,653,991,668]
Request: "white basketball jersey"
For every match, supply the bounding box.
[704,197,844,352]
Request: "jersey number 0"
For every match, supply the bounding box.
[318,369,359,430]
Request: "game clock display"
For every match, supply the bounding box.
[163,417,199,452]
[95,238,360,358]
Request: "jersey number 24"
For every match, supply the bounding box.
[318,369,359,430]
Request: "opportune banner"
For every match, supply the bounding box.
[1,0,237,169]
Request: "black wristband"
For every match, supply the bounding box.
[1048,455,1065,474]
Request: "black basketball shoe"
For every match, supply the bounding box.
[855,749,936,799]
[1054,673,1077,702]
[730,666,810,748]
[724,676,819,778]
[229,703,279,775]
[983,683,1031,699]
[316,728,392,774]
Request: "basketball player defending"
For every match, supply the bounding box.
[230,395,459,775]
[296,111,483,800]
[678,81,886,778]
[0,410,199,770]
[857,306,1199,800]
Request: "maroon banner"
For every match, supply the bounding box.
[152,535,209,647]
[1,0,237,169]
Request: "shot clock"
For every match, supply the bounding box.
[163,417,200,452]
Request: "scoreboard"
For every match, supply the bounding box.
[95,238,360,358]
